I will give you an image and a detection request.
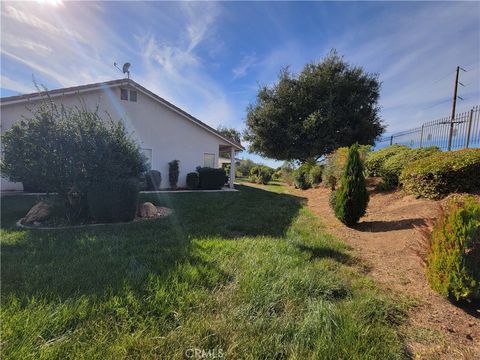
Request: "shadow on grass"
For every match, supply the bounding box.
[0,185,305,301]
[295,243,352,265]
[355,218,426,233]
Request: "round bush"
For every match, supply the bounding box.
[0,103,146,221]
[294,163,312,190]
[145,170,162,191]
[197,167,226,190]
[308,164,323,187]
[186,172,199,190]
[400,148,480,199]
[249,165,273,185]
[87,179,140,222]
[425,195,480,301]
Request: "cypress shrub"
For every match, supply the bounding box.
[186,172,199,190]
[423,196,480,301]
[87,179,140,222]
[197,167,226,189]
[323,145,371,189]
[145,170,162,191]
[334,143,369,226]
[168,160,179,189]
[400,148,480,199]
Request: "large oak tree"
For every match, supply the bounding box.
[244,51,384,162]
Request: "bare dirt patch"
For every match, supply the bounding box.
[291,186,480,359]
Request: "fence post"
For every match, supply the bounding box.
[419,124,424,148]
[465,108,474,148]
[390,135,393,146]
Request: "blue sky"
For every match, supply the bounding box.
[1,1,479,167]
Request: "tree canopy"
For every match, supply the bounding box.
[217,126,242,144]
[244,50,384,162]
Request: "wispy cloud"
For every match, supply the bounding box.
[233,53,257,79]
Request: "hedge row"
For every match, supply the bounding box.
[400,148,480,199]
[380,146,440,188]
[364,145,409,177]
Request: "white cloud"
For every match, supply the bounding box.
[232,54,257,79]
[0,75,35,94]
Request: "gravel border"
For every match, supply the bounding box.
[15,207,174,230]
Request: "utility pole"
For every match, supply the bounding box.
[447,66,466,151]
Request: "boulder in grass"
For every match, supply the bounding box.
[23,201,52,224]
[137,202,157,218]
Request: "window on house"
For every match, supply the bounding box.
[203,153,215,168]
[141,148,153,169]
[120,88,128,101]
[130,90,137,102]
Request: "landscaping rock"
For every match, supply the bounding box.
[137,202,157,218]
[23,201,52,224]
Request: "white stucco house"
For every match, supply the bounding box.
[0,78,244,191]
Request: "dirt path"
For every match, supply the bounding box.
[291,186,480,359]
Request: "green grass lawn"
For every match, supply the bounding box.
[1,185,408,359]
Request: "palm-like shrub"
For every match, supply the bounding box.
[334,143,369,226]
[421,196,480,301]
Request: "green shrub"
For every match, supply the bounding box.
[334,143,369,226]
[423,196,480,301]
[294,163,313,190]
[279,161,295,185]
[197,167,226,190]
[329,190,337,211]
[145,170,162,191]
[0,102,146,221]
[400,149,480,199]
[87,179,140,222]
[380,147,440,188]
[364,145,409,177]
[168,160,180,189]
[249,165,273,184]
[186,172,199,190]
[308,164,323,187]
[323,145,371,189]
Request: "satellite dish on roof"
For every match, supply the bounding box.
[122,63,131,78]
[113,61,131,79]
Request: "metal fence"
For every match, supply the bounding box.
[376,105,480,150]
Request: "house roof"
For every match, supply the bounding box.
[0,78,244,151]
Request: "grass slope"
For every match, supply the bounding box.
[1,185,408,359]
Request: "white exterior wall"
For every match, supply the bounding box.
[0,84,231,190]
